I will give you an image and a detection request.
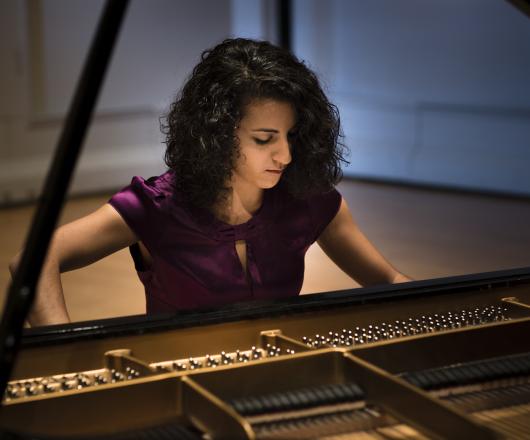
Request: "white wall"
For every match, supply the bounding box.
[293,0,530,195]
[3,0,530,204]
[0,0,232,204]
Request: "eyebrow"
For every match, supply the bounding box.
[251,128,279,133]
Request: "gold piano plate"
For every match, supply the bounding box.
[1,284,530,439]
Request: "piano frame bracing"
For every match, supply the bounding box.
[1,269,530,439]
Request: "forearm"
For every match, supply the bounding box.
[10,255,71,326]
[318,234,404,287]
[392,272,412,284]
[32,259,71,325]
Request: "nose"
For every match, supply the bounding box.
[272,136,292,168]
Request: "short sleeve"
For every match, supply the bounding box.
[307,188,342,243]
[108,175,166,250]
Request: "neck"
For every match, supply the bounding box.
[214,179,263,225]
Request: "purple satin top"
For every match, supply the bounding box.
[108,171,341,313]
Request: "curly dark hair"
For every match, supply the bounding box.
[161,38,347,209]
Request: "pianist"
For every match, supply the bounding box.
[10,38,410,326]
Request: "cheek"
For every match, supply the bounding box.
[234,153,259,180]
[241,150,264,172]
[233,151,247,171]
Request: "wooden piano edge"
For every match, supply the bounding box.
[0,342,512,439]
[20,265,530,348]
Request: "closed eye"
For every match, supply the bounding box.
[253,137,272,145]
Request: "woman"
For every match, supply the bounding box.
[10,38,410,326]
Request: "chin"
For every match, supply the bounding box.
[259,181,278,189]
[258,177,281,189]
[256,173,282,189]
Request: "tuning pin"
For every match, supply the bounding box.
[205,354,219,367]
[77,375,91,387]
[188,358,202,369]
[43,383,55,393]
[6,385,18,399]
[26,385,38,395]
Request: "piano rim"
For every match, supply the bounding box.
[20,265,530,349]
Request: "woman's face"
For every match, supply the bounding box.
[233,99,295,192]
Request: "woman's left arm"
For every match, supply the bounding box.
[317,197,412,287]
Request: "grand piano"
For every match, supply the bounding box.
[1,1,530,439]
[2,269,530,439]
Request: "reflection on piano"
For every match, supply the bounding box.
[2,271,530,438]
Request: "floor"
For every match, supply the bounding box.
[1,179,530,324]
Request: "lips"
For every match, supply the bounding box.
[266,169,283,174]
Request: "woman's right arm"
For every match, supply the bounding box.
[8,203,138,326]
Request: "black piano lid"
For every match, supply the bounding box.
[507,0,530,18]
[0,0,129,400]
[20,265,530,349]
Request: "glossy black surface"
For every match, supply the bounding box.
[21,265,530,348]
